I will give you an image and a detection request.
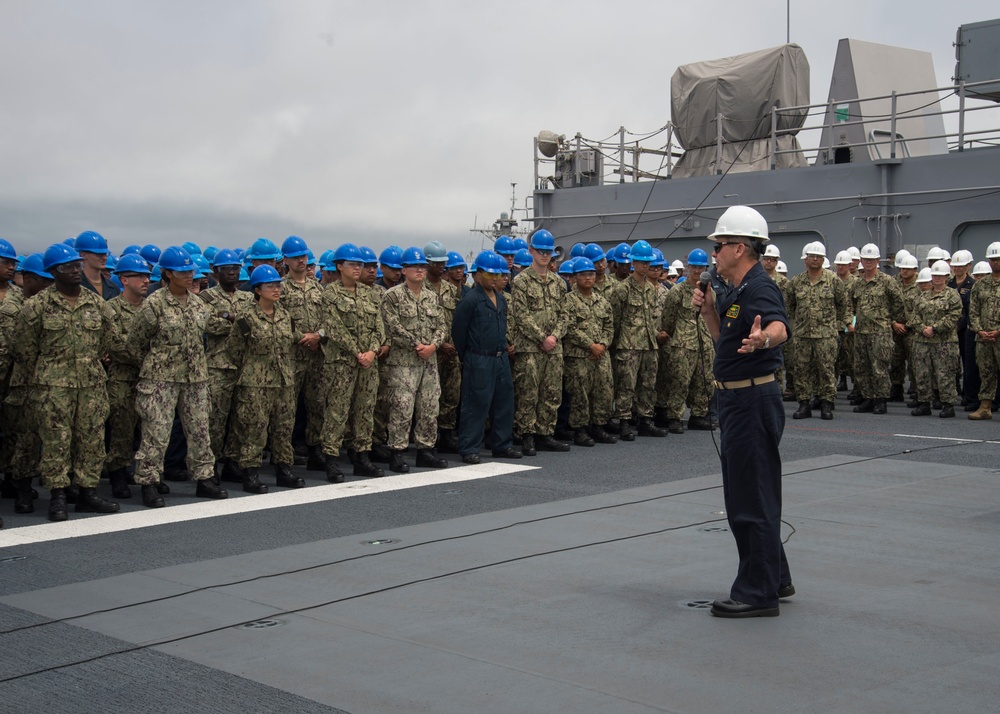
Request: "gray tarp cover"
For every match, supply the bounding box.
[670,43,810,177]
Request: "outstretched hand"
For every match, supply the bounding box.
[738,315,766,354]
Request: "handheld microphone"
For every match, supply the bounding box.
[695,271,711,316]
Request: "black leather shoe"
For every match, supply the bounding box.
[491,447,522,459]
[48,488,68,522]
[416,448,448,468]
[353,452,384,478]
[910,402,931,416]
[939,403,955,418]
[195,478,228,499]
[588,425,618,444]
[75,487,121,514]
[536,435,570,451]
[241,467,269,494]
[325,454,345,483]
[156,481,170,495]
[370,443,392,463]
[461,453,481,464]
[389,450,409,474]
[554,427,575,442]
[666,418,684,434]
[710,598,779,618]
[853,399,875,413]
[275,463,305,488]
[637,418,667,437]
[872,398,887,415]
[141,484,165,508]
[521,435,536,456]
[793,401,812,419]
[906,397,921,408]
[618,421,636,441]
[819,401,834,420]
[686,415,714,431]
[573,428,595,447]
[603,420,620,435]
[778,583,796,599]
[108,468,132,499]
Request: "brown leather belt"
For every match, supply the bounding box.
[713,373,776,390]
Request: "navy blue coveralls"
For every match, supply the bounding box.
[713,262,792,608]
[452,283,515,456]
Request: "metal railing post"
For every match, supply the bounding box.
[889,91,898,159]
[574,132,582,186]
[958,81,966,152]
[533,136,540,189]
[826,99,835,164]
[770,106,778,170]
[619,126,625,184]
[716,113,724,175]
[666,124,674,178]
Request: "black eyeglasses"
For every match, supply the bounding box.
[713,242,742,253]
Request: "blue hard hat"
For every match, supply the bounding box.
[75,231,109,255]
[233,248,246,261]
[110,274,123,291]
[359,246,378,264]
[530,229,555,250]
[139,244,161,265]
[203,246,219,263]
[0,239,17,261]
[475,250,506,275]
[319,249,336,270]
[446,251,466,269]
[606,249,616,263]
[630,240,654,262]
[182,241,202,256]
[306,249,317,266]
[379,246,403,269]
[651,249,665,268]
[513,248,532,268]
[493,235,517,255]
[14,255,25,271]
[114,254,152,275]
[248,237,282,261]
[558,258,576,276]
[333,243,363,264]
[423,241,448,262]
[43,243,82,271]
[21,253,51,280]
[687,248,710,266]
[105,254,118,271]
[249,264,282,287]
[158,246,196,272]
[400,246,428,266]
[122,244,141,256]
[63,238,76,246]
[614,243,632,264]
[512,237,529,252]
[570,242,586,258]
[574,257,597,273]
[212,248,241,267]
[151,265,162,282]
[192,254,212,277]
[238,266,249,282]
[583,243,605,261]
[376,267,382,278]
[281,235,309,258]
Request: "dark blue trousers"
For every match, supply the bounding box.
[457,352,514,455]
[716,380,791,608]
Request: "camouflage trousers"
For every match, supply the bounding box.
[912,341,958,405]
[779,337,797,393]
[35,385,108,490]
[4,386,40,482]
[792,336,838,402]
[294,352,325,447]
[208,367,239,463]
[437,353,462,430]
[320,360,378,457]
[975,340,1000,401]
[134,380,214,485]
[564,355,613,428]
[372,359,391,447]
[659,346,714,420]
[387,360,441,450]
[233,385,295,468]
[890,330,916,388]
[613,349,658,419]
[853,332,894,399]
[513,351,563,436]
[836,331,854,378]
[106,379,139,472]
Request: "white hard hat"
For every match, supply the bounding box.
[860,243,880,259]
[776,260,788,274]
[670,259,684,270]
[950,249,973,266]
[804,241,827,257]
[972,260,991,275]
[926,246,947,262]
[930,260,951,277]
[666,265,678,277]
[896,253,918,270]
[986,242,1000,259]
[708,205,769,241]
[916,267,932,283]
[763,244,781,258]
[941,249,952,261]
[893,249,913,268]
[847,246,861,260]
[823,257,831,269]
[799,247,808,260]
[834,250,853,265]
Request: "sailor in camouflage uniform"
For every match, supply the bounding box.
[370,246,404,462]
[761,244,794,398]
[0,238,24,506]
[784,242,849,420]
[381,247,450,473]
[128,246,228,507]
[318,244,385,482]
[13,243,121,521]
[848,243,907,414]
[609,240,668,439]
[967,242,1000,420]
[561,257,617,446]
[908,260,962,417]
[833,251,858,394]
[658,249,716,433]
[226,265,305,492]
[423,241,463,454]
[890,253,921,402]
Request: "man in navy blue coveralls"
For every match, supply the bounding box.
[693,206,794,618]
[451,251,521,464]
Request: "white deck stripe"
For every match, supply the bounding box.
[892,433,1000,444]
[0,462,539,548]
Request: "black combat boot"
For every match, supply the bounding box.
[910,402,931,416]
[618,421,636,441]
[240,467,268,494]
[888,384,904,402]
[389,450,409,474]
[48,488,68,522]
[809,396,823,410]
[906,396,921,408]
[637,418,668,437]
[275,463,305,488]
[820,401,834,420]
[521,434,537,456]
[195,477,228,499]
[837,375,848,392]
[108,468,132,499]
[370,443,392,463]
[588,424,618,444]
[325,454,345,483]
[156,481,170,495]
[782,390,797,403]
[75,487,122,514]
[872,398,888,415]
[793,401,812,419]
[306,445,326,472]
[939,403,955,418]
[853,399,875,413]
[353,452,384,478]
[554,426,575,442]
[416,448,449,468]
[346,449,356,466]
[932,390,943,410]
[666,418,684,434]
[141,484,165,508]
[603,420,620,435]
[653,407,670,429]
[220,459,243,483]
[14,478,34,514]
[574,428,595,447]
[437,429,460,454]
[687,415,715,431]
[536,434,571,451]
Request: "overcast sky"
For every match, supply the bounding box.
[1,0,996,257]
